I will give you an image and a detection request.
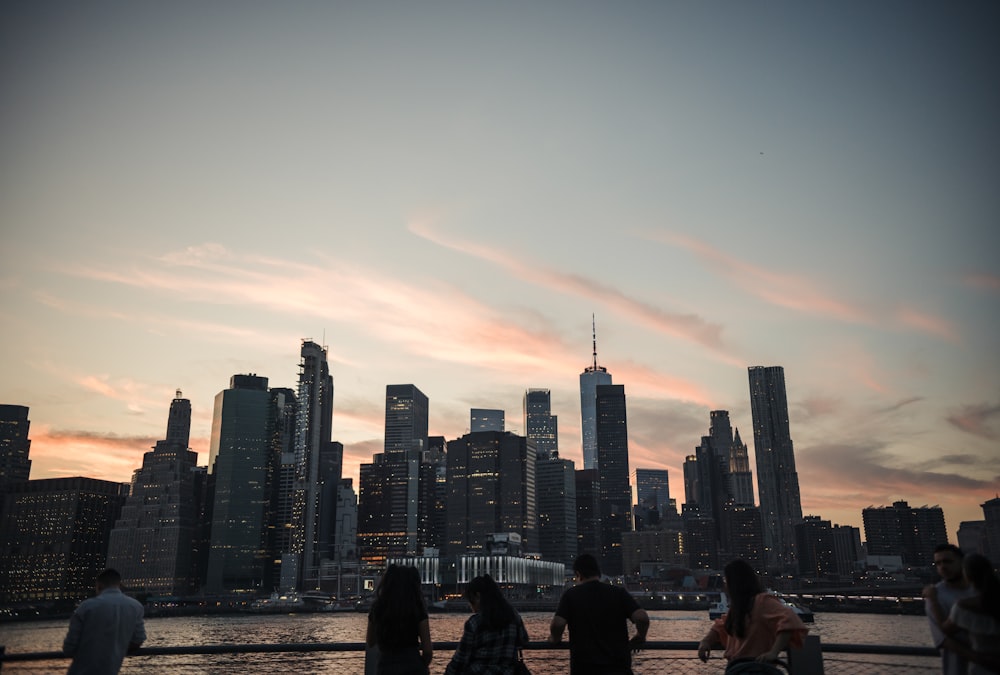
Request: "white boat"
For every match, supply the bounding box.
[709,592,814,622]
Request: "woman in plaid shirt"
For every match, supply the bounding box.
[445,575,530,674]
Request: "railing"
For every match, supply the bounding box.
[0,638,939,674]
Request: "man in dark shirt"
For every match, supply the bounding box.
[549,554,650,675]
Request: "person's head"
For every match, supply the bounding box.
[95,568,122,592]
[723,559,763,600]
[465,574,516,629]
[933,544,964,583]
[572,554,601,581]
[465,574,499,611]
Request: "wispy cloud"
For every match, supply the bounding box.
[407,220,735,361]
[964,273,1000,292]
[947,403,1000,440]
[57,243,715,406]
[649,232,959,342]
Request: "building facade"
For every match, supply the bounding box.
[595,384,631,576]
[106,393,203,595]
[862,500,947,567]
[0,405,32,501]
[0,477,127,604]
[524,389,558,459]
[445,431,537,556]
[536,454,577,566]
[748,366,803,572]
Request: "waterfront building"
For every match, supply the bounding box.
[524,389,558,458]
[106,392,203,596]
[575,469,601,558]
[748,366,803,572]
[622,527,685,576]
[795,515,836,578]
[579,319,612,470]
[595,384,632,576]
[983,497,1000,563]
[267,387,298,590]
[288,340,336,590]
[831,524,864,576]
[862,500,947,567]
[683,455,699,507]
[471,408,505,433]
[388,552,564,596]
[418,436,448,552]
[536,454,577,566]
[205,375,281,594]
[0,477,127,604]
[722,503,764,570]
[444,431,537,556]
[0,405,32,501]
[359,385,429,563]
[957,520,987,556]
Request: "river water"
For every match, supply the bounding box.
[0,610,935,674]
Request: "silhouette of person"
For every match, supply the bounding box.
[366,564,433,674]
[63,568,146,675]
[549,553,649,675]
[923,543,976,675]
[445,574,529,674]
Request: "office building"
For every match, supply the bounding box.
[595,384,631,575]
[622,528,685,576]
[862,500,947,567]
[831,524,863,576]
[359,385,429,563]
[957,521,987,557]
[287,340,335,590]
[471,409,504,433]
[748,366,803,572]
[267,387,298,590]
[722,503,764,570]
[575,469,601,558]
[524,389,558,458]
[205,375,280,593]
[445,431,537,556]
[728,427,754,506]
[0,405,32,519]
[579,320,612,470]
[106,392,203,595]
[536,454,577,566]
[795,515,836,578]
[0,477,127,604]
[633,468,668,531]
[983,497,1000,563]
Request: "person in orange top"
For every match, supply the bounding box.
[697,559,808,673]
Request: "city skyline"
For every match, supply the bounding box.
[1,3,997,539]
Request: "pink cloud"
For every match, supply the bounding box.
[894,307,959,343]
[407,220,735,361]
[964,273,1000,292]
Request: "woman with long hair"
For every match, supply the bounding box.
[445,574,529,674]
[697,559,807,673]
[366,565,433,675]
[935,553,1000,674]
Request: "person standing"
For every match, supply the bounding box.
[923,544,976,675]
[697,559,807,672]
[548,553,649,675]
[929,553,1000,674]
[366,564,433,675]
[62,568,146,675]
[445,574,529,674]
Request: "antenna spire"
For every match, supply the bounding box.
[592,314,598,369]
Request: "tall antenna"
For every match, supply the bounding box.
[592,314,598,369]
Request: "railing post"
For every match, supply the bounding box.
[1,644,5,672]
[788,635,823,675]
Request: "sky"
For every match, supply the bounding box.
[1,2,998,540]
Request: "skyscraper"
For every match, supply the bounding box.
[0,405,32,497]
[862,500,947,567]
[536,454,577,565]
[358,385,429,563]
[445,431,537,555]
[289,340,335,590]
[205,374,295,594]
[470,408,505,432]
[728,427,755,507]
[748,366,803,572]
[106,392,202,595]
[579,319,612,470]
[595,383,631,575]
[0,477,127,604]
[524,389,558,458]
